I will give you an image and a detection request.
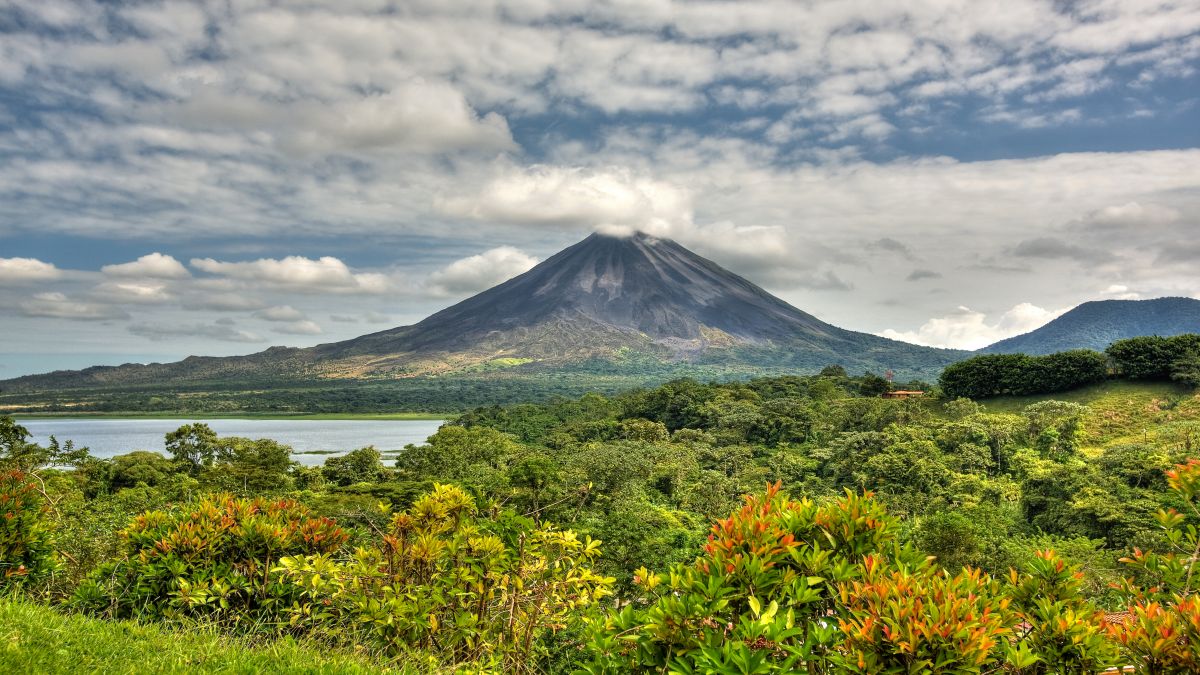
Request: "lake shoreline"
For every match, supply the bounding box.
[17,417,448,467]
[12,412,454,421]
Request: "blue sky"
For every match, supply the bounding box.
[1,0,1199,377]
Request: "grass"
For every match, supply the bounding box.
[979,380,1200,446]
[0,597,407,674]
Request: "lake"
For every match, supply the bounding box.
[15,418,447,467]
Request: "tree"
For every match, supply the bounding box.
[396,425,521,480]
[1108,334,1200,380]
[507,453,560,519]
[944,397,983,420]
[1023,401,1087,460]
[0,415,91,472]
[165,423,220,476]
[321,446,387,486]
[819,364,848,378]
[109,451,180,491]
[203,437,295,494]
[858,372,892,397]
[1172,352,1200,388]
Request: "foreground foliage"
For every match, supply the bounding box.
[73,494,349,624]
[0,468,56,589]
[2,363,1200,672]
[0,597,399,674]
[277,483,612,671]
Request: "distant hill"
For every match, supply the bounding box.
[980,297,1200,355]
[1,232,963,401]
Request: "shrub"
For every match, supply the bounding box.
[276,483,612,671]
[837,558,1009,673]
[0,469,56,590]
[1004,550,1114,673]
[1105,458,1200,671]
[72,494,348,627]
[581,484,923,673]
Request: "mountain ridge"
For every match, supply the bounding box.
[979,297,1200,355]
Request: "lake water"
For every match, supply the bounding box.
[16,418,446,467]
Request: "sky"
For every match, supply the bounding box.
[1,0,1198,378]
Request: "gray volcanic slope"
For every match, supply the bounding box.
[2,231,965,390]
[330,231,844,356]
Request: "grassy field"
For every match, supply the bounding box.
[980,379,1200,447]
[0,598,408,674]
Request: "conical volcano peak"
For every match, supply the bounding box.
[583,227,665,246]
[363,230,842,356]
[1,231,965,393]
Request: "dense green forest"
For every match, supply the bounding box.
[0,361,838,415]
[941,334,1200,399]
[4,339,1200,672]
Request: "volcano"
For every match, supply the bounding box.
[2,232,964,394]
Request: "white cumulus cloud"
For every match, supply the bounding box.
[91,280,173,304]
[101,252,190,279]
[880,303,1068,351]
[443,165,693,237]
[427,246,539,295]
[190,256,390,294]
[0,257,62,283]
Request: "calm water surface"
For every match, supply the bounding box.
[16,418,446,467]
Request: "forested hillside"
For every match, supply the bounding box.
[981,297,1200,355]
[4,358,1200,671]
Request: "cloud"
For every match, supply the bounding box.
[444,166,825,286]
[1011,237,1116,264]
[364,311,392,324]
[0,257,62,283]
[868,237,916,261]
[254,305,306,322]
[101,252,190,279]
[329,314,358,323]
[190,256,390,294]
[19,292,129,321]
[1156,240,1200,265]
[1072,201,1184,232]
[427,246,539,295]
[0,0,1198,361]
[1100,284,1141,300]
[128,320,264,343]
[91,280,173,304]
[443,165,693,237]
[182,293,267,312]
[881,303,1068,350]
[787,271,855,292]
[907,269,942,282]
[278,81,517,156]
[272,320,323,336]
